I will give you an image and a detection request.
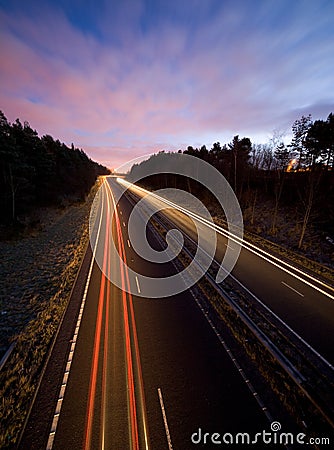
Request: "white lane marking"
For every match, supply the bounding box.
[143,189,334,373]
[158,388,173,450]
[127,239,131,248]
[118,178,334,371]
[46,181,105,450]
[135,275,141,294]
[225,243,235,250]
[120,210,122,215]
[123,221,126,227]
[281,281,304,297]
[188,288,273,423]
[153,222,273,423]
[117,178,334,300]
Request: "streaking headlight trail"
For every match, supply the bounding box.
[89,153,244,298]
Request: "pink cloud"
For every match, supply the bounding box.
[1,3,333,168]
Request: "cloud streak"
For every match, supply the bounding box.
[0,0,334,168]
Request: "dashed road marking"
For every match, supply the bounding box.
[158,388,173,450]
[225,243,235,250]
[46,180,105,450]
[281,281,304,297]
[135,275,141,294]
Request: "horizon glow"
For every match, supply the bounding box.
[0,0,333,169]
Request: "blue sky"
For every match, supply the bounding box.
[0,0,333,169]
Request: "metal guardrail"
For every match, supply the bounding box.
[0,342,16,372]
[125,188,334,429]
[158,210,334,428]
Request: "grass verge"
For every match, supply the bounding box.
[150,214,334,437]
[0,179,101,449]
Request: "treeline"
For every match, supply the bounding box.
[0,110,109,226]
[129,113,334,251]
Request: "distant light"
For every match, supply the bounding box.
[286,158,297,172]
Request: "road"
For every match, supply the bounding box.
[44,177,285,449]
[119,178,334,367]
[19,175,333,449]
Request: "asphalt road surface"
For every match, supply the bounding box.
[120,178,334,367]
[19,175,334,449]
[48,177,278,449]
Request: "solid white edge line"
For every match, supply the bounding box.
[281,281,304,297]
[120,179,334,371]
[190,291,274,423]
[117,178,334,300]
[225,243,235,251]
[172,209,334,371]
[135,275,141,294]
[155,225,274,425]
[46,181,105,450]
[158,388,173,450]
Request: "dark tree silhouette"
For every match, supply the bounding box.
[228,135,252,194]
[0,111,109,227]
[289,114,313,169]
[127,111,334,252]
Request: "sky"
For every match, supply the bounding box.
[0,0,334,170]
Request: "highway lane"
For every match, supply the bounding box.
[48,176,283,450]
[52,180,150,450]
[51,261,148,449]
[119,178,334,367]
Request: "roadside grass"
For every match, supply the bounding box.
[152,217,334,436]
[0,179,101,449]
[199,277,332,433]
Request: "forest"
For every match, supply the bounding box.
[129,113,334,259]
[0,111,109,231]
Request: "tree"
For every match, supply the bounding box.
[199,145,209,161]
[261,144,275,171]
[210,142,230,177]
[296,114,334,248]
[228,135,251,193]
[286,114,324,248]
[304,113,334,169]
[274,142,292,171]
[0,111,109,226]
[325,113,334,169]
[289,114,313,169]
[304,119,329,168]
[0,112,18,221]
[250,144,263,170]
[270,143,292,234]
